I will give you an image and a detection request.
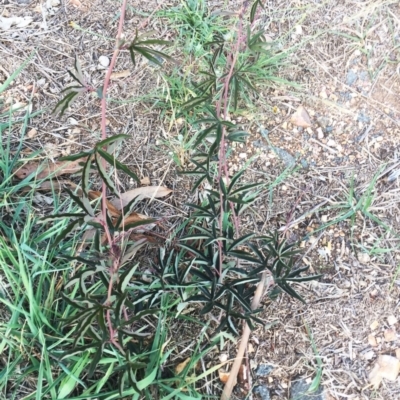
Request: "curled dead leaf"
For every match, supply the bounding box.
[290,105,312,128]
[20,179,77,193]
[14,159,85,180]
[110,70,131,80]
[175,358,191,375]
[140,176,150,185]
[112,186,172,209]
[369,355,400,388]
[219,369,236,385]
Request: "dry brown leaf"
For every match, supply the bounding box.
[175,358,191,375]
[370,320,379,331]
[87,190,121,218]
[122,213,153,227]
[384,328,397,342]
[140,176,150,185]
[238,364,249,390]
[27,128,38,138]
[110,70,131,80]
[14,159,85,180]
[368,334,378,347]
[368,355,400,388]
[219,370,234,385]
[112,186,172,209]
[20,179,77,193]
[69,0,83,8]
[290,105,312,128]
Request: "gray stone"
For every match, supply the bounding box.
[290,378,324,400]
[271,147,296,167]
[358,71,369,81]
[254,385,271,400]
[316,116,330,129]
[255,363,274,377]
[357,112,370,124]
[346,70,358,86]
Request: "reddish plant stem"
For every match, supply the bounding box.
[99,0,128,349]
[215,5,247,277]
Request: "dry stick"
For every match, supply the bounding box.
[221,271,272,400]
[100,0,129,354]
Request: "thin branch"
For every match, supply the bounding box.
[221,272,273,400]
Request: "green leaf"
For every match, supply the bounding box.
[94,153,118,194]
[117,218,155,231]
[82,155,93,195]
[97,148,140,182]
[53,219,83,247]
[40,213,86,222]
[227,250,261,264]
[181,95,210,112]
[119,263,139,292]
[227,130,249,143]
[65,187,94,216]
[95,134,130,149]
[58,151,93,162]
[285,274,322,282]
[228,233,256,251]
[88,343,104,378]
[0,52,33,94]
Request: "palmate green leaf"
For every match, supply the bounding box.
[96,148,140,183]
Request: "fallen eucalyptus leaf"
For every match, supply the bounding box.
[112,186,172,209]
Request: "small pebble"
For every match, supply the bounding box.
[317,127,324,139]
[99,55,110,67]
[327,139,336,147]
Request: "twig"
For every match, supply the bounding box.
[99,0,129,352]
[221,272,273,400]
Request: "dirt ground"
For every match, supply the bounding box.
[1,0,400,399]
